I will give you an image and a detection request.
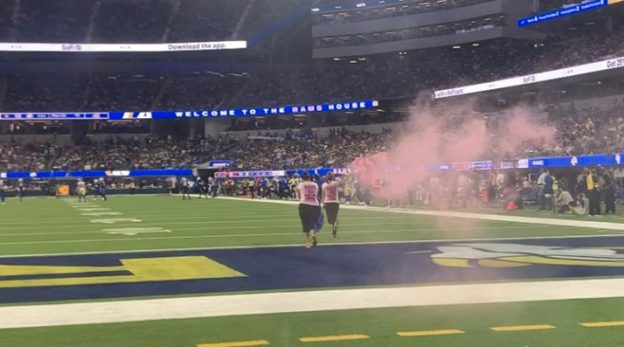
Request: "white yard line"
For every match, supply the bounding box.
[1,278,624,329]
[220,197,624,231]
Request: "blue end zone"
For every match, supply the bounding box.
[2,236,624,304]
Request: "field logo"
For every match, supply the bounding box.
[431,243,624,268]
[0,256,245,288]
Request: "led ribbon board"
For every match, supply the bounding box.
[433,56,624,99]
[0,100,380,121]
[517,0,611,27]
[0,41,247,52]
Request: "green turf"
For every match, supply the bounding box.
[2,195,624,347]
[0,195,620,256]
[2,297,624,347]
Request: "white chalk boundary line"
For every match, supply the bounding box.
[219,197,624,231]
[2,233,624,259]
[2,278,624,330]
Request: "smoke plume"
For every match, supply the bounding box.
[350,99,556,202]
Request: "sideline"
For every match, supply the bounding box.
[219,197,624,231]
[1,278,624,329]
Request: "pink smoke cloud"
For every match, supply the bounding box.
[349,101,555,201]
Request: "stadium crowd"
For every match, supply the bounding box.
[542,101,624,156]
[223,128,392,170]
[2,97,624,217]
[0,128,391,172]
[2,96,624,171]
[1,22,622,112]
[0,135,236,172]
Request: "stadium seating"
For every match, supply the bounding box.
[1,23,622,112]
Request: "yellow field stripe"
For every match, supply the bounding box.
[491,324,556,332]
[580,321,624,328]
[299,334,370,343]
[397,329,465,337]
[197,339,269,347]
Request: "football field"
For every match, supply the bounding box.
[1,195,624,346]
